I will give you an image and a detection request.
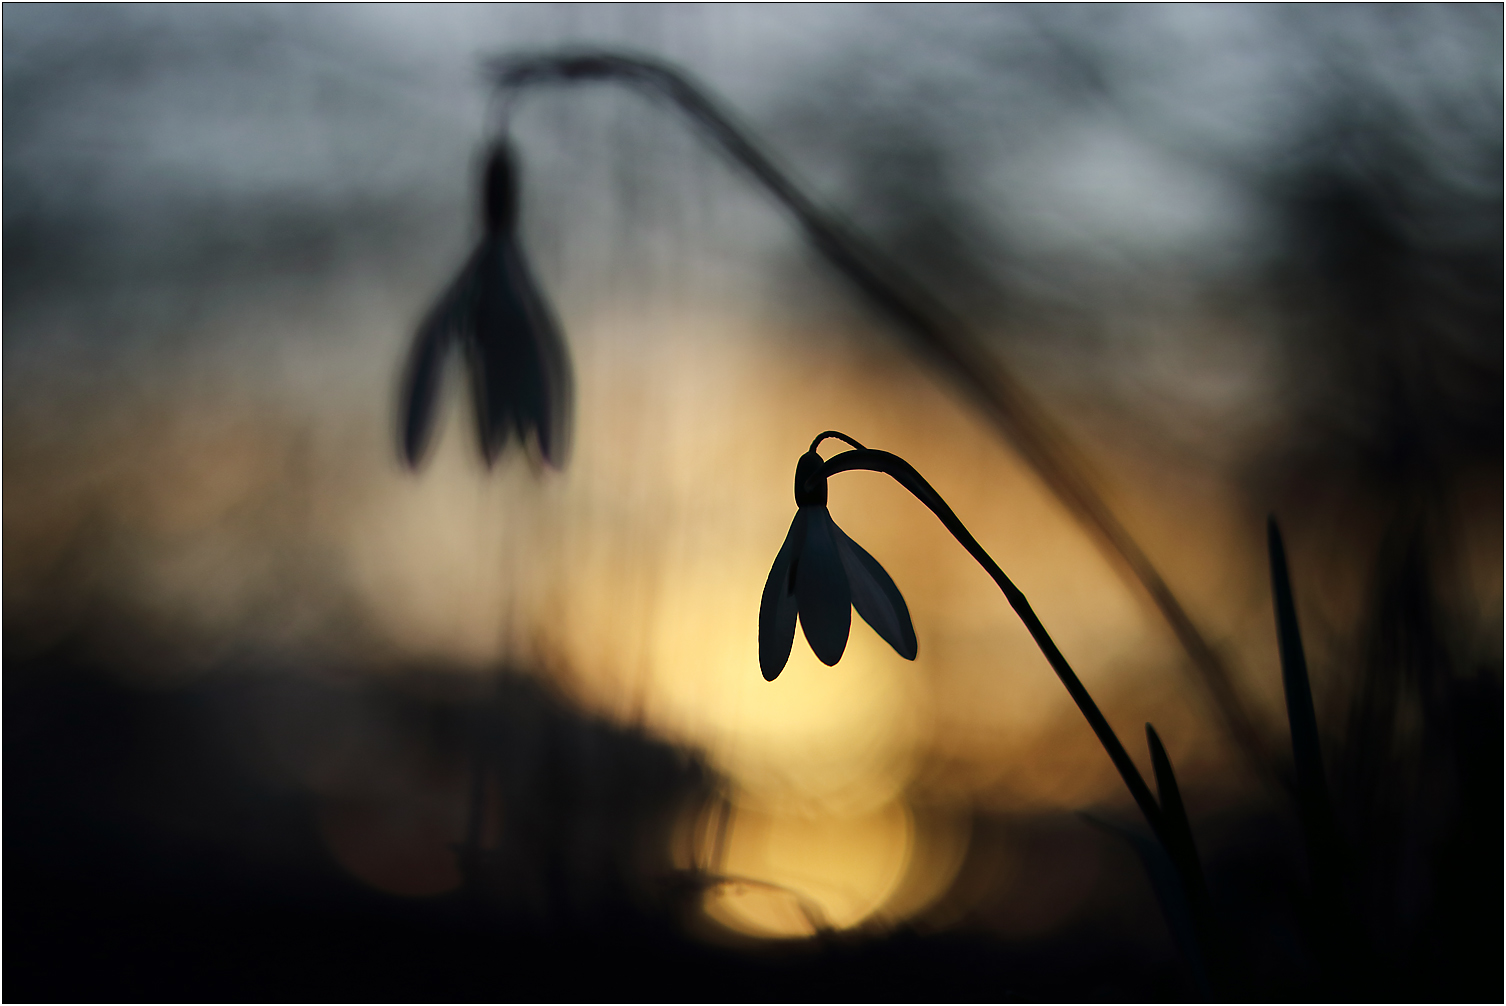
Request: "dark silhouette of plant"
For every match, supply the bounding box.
[400,139,572,469]
[396,44,1498,998]
[1268,518,1353,978]
[759,431,917,679]
[761,431,1217,988]
[415,53,1240,981]
[456,50,1270,782]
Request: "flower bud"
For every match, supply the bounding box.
[793,450,828,507]
[483,142,519,234]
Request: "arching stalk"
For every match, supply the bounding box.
[486,49,1272,785]
[811,442,1217,982]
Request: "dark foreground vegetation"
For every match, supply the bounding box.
[8,641,1498,1002]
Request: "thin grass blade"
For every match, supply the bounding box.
[1147,725,1195,854]
[1268,516,1357,983]
[1083,812,1211,997]
[1268,518,1334,836]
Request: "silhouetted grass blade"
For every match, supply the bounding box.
[1147,724,1220,977]
[1146,724,1197,867]
[1268,518,1334,836]
[1269,516,1356,984]
[1083,812,1211,998]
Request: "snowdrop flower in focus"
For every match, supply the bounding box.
[758,434,918,681]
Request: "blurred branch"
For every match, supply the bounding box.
[489,50,1278,784]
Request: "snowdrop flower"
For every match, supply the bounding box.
[758,433,917,681]
[400,140,572,468]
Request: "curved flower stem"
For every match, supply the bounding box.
[810,431,866,453]
[485,49,1272,789]
[814,444,1224,986]
[813,447,1164,833]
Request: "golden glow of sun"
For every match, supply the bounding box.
[20,306,1307,922]
[674,793,970,939]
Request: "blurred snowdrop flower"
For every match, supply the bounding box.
[400,140,573,469]
[759,434,918,681]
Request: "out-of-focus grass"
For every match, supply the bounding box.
[4,4,1498,997]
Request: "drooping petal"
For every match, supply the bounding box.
[504,237,573,467]
[468,238,523,464]
[400,251,480,467]
[832,520,918,660]
[759,509,809,681]
[796,507,852,666]
[468,236,573,467]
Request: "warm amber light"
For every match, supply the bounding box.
[672,786,972,939]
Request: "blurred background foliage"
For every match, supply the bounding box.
[5,4,1499,999]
